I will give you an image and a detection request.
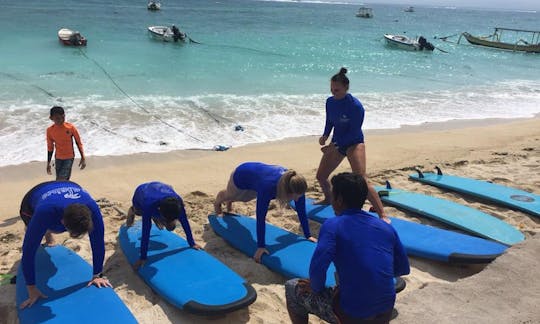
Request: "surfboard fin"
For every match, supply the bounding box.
[414,168,424,178]
[435,166,443,175]
[385,180,392,189]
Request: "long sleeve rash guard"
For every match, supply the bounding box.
[132,182,195,260]
[309,208,410,318]
[232,162,311,247]
[323,93,365,148]
[21,181,105,285]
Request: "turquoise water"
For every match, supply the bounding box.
[1,0,539,166]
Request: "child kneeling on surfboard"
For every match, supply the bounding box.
[214,162,317,263]
[126,181,202,270]
[285,173,410,324]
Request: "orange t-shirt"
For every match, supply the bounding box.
[46,122,84,160]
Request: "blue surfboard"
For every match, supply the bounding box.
[301,199,508,263]
[208,214,406,293]
[409,168,540,218]
[16,245,137,324]
[118,221,256,315]
[374,183,524,246]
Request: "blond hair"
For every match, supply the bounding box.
[276,170,307,207]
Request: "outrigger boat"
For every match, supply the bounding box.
[458,27,540,53]
[356,6,373,18]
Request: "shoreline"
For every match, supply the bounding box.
[1,115,539,323]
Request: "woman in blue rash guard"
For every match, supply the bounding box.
[126,181,202,270]
[316,67,389,223]
[214,162,317,263]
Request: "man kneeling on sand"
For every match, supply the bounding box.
[285,172,410,324]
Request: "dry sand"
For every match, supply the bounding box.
[0,117,539,323]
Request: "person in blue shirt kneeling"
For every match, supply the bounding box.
[285,172,410,324]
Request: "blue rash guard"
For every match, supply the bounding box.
[309,208,410,319]
[132,182,195,260]
[232,162,311,248]
[21,181,105,286]
[323,93,365,150]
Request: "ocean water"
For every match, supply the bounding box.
[1,0,539,167]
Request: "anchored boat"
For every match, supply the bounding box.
[57,28,87,46]
[458,27,540,53]
[148,25,187,43]
[356,6,373,18]
[384,34,434,51]
[147,1,161,10]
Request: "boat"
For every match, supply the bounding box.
[147,1,161,10]
[148,25,187,43]
[57,28,87,46]
[356,6,373,18]
[404,6,415,12]
[384,34,434,51]
[458,27,540,53]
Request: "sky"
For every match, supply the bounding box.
[339,0,540,11]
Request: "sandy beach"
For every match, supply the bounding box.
[1,117,539,323]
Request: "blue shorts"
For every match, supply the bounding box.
[55,158,74,180]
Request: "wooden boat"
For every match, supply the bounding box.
[384,34,434,51]
[458,28,540,53]
[57,28,87,46]
[356,6,373,18]
[148,25,187,43]
[147,1,161,10]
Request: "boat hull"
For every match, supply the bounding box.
[384,34,420,51]
[148,26,187,43]
[57,28,87,46]
[462,32,540,53]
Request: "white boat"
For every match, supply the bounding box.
[148,25,187,43]
[356,6,373,18]
[384,34,434,51]
[57,28,87,46]
[404,6,415,12]
[147,1,161,10]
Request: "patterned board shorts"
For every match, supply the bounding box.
[55,158,74,180]
[285,278,339,324]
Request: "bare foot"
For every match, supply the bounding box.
[126,207,135,227]
[44,232,56,247]
[214,202,223,216]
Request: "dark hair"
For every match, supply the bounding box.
[63,204,93,237]
[50,106,65,117]
[330,67,349,87]
[331,172,368,209]
[159,197,181,222]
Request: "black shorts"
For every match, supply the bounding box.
[335,140,364,156]
[19,181,64,226]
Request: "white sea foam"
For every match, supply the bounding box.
[1,80,539,167]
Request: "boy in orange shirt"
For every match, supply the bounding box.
[46,106,86,180]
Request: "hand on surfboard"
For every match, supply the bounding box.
[87,276,113,288]
[191,243,203,250]
[307,236,317,243]
[253,248,269,263]
[133,259,147,270]
[20,285,48,309]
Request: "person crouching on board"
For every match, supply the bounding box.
[19,181,110,309]
[214,162,317,263]
[126,181,202,270]
[285,173,410,324]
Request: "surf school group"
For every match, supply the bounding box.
[16,67,413,323]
